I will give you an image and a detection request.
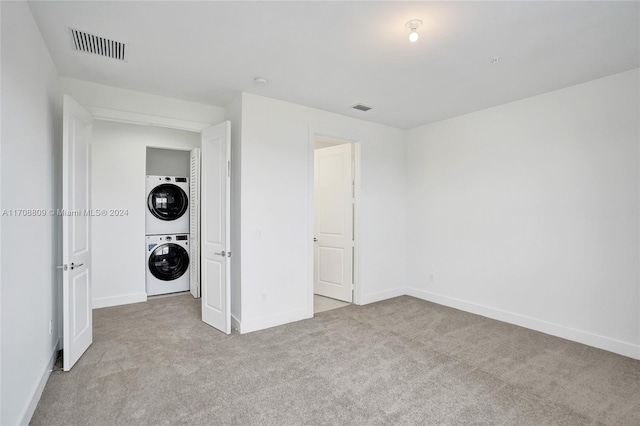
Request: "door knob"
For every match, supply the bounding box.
[214,251,226,257]
[313,237,318,242]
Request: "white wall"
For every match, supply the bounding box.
[146,147,190,177]
[237,93,407,333]
[406,69,640,359]
[91,121,200,308]
[1,2,62,424]
[59,77,226,131]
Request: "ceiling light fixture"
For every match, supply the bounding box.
[406,19,422,43]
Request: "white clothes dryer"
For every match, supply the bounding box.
[146,234,190,296]
[146,175,189,235]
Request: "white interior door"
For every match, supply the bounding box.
[189,148,201,298]
[200,121,231,333]
[314,144,354,302]
[62,95,93,371]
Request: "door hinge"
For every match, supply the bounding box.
[228,160,231,178]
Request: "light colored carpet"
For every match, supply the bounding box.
[31,295,640,425]
[314,294,350,313]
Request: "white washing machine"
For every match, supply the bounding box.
[146,175,189,235]
[146,234,190,296]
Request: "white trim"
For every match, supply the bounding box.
[231,314,241,333]
[238,309,311,334]
[308,128,362,312]
[352,142,362,305]
[92,292,147,309]
[19,338,60,426]
[87,106,210,132]
[145,144,193,152]
[406,287,640,360]
[306,126,315,317]
[0,0,3,415]
[360,287,406,305]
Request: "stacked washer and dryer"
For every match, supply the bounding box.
[146,175,191,296]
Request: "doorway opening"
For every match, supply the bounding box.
[312,135,360,314]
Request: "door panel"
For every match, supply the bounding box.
[204,259,223,311]
[200,121,231,334]
[318,246,345,285]
[72,270,90,336]
[62,95,93,371]
[314,144,353,303]
[317,155,346,235]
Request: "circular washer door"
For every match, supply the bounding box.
[148,243,190,281]
[148,184,188,221]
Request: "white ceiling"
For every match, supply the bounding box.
[28,1,639,129]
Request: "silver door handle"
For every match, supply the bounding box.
[56,264,68,271]
[70,262,84,270]
[214,251,226,257]
[313,237,318,242]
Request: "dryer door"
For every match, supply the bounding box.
[148,243,190,280]
[148,184,188,221]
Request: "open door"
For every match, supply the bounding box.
[314,143,354,303]
[62,95,93,370]
[189,148,201,298]
[200,121,231,334]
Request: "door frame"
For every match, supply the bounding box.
[74,108,224,304]
[307,127,361,316]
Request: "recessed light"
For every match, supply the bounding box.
[491,56,500,64]
[254,77,269,85]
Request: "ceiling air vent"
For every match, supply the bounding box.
[351,104,372,112]
[70,28,127,61]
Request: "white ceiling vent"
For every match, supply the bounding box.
[70,28,127,61]
[351,103,372,112]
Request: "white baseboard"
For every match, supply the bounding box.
[359,286,406,305]
[238,309,311,334]
[19,338,60,425]
[406,287,640,360]
[92,292,147,309]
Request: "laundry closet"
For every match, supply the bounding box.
[90,120,201,308]
[145,147,194,297]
